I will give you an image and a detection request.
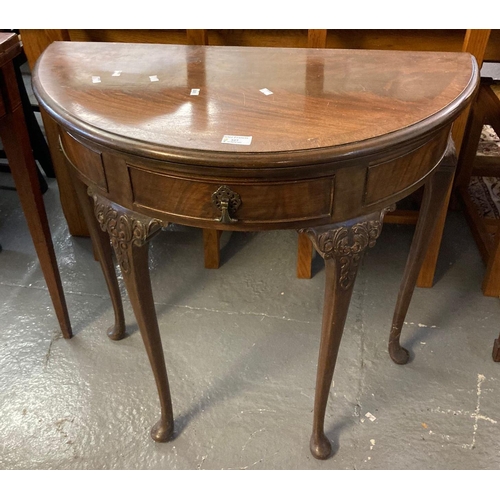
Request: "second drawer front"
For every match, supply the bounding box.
[129,167,334,224]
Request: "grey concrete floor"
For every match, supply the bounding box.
[1,172,500,470]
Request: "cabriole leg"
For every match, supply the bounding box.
[389,146,456,364]
[90,192,174,442]
[71,174,126,340]
[301,209,389,459]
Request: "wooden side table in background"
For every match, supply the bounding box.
[0,32,71,339]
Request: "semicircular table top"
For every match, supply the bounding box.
[33,42,478,166]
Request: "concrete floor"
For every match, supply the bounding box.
[1,171,500,470]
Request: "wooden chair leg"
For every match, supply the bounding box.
[417,111,474,288]
[415,178,454,288]
[454,85,489,191]
[296,231,313,279]
[482,229,500,297]
[203,229,221,269]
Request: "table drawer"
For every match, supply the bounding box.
[128,166,334,225]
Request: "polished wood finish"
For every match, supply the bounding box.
[21,29,496,287]
[296,29,494,283]
[0,33,71,338]
[33,45,474,166]
[33,42,478,458]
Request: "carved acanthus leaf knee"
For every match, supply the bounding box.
[88,189,166,274]
[300,207,394,290]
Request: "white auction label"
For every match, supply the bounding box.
[149,75,159,82]
[259,88,273,95]
[91,76,101,83]
[190,88,200,95]
[112,70,122,77]
[221,135,252,145]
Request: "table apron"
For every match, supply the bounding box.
[60,125,450,231]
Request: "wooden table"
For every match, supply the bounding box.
[33,42,478,459]
[20,29,495,288]
[0,33,71,339]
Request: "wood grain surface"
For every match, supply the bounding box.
[33,43,477,167]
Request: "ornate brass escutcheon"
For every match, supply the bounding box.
[211,185,241,223]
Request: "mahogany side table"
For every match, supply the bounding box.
[33,42,478,459]
[0,33,71,339]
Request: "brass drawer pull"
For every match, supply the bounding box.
[212,185,241,223]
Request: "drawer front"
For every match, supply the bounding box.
[60,132,108,191]
[129,166,334,225]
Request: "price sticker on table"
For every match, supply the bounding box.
[221,135,252,145]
